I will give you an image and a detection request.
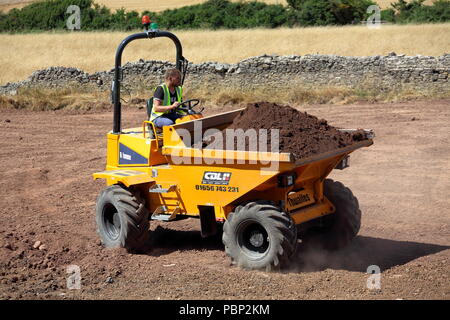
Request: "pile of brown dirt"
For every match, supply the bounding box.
[205,102,367,160]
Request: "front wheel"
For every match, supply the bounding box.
[222,201,297,271]
[95,185,150,252]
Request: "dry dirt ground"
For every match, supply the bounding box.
[0,99,449,300]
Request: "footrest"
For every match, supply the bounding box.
[151,214,174,221]
[149,184,177,193]
[151,206,181,221]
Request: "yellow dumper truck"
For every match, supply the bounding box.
[93,23,374,271]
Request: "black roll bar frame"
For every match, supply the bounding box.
[112,30,186,134]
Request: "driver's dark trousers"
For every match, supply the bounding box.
[153,112,184,128]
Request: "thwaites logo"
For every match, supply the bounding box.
[202,171,232,185]
[288,193,311,207]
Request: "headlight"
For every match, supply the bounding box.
[278,172,297,187]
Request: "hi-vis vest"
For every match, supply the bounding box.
[150,84,184,121]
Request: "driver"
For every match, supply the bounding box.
[150,68,187,128]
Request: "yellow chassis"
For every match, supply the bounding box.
[93,109,373,226]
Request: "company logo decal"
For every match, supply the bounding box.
[202,171,232,185]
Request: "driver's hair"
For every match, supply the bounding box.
[165,68,181,80]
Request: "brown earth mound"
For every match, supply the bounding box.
[206,102,367,160]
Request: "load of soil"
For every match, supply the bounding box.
[205,102,367,160]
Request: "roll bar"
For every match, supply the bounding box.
[112,30,186,134]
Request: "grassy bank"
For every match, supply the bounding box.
[1,23,449,85]
[1,84,449,112]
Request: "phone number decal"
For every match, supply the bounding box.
[195,185,239,193]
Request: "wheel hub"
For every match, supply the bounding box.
[237,222,270,258]
[249,231,264,248]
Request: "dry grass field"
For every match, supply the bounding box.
[374,0,435,8]
[1,23,449,85]
[0,0,437,13]
[0,0,34,12]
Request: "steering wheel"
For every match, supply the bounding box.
[177,99,202,114]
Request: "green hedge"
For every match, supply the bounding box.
[0,0,90,31]
[152,1,293,29]
[0,0,148,32]
[287,0,377,26]
[0,0,449,33]
[382,0,450,23]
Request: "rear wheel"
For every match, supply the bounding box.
[222,201,297,271]
[308,179,361,250]
[95,185,150,252]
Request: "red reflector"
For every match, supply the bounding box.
[142,16,151,25]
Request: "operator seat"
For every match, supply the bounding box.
[146,97,162,138]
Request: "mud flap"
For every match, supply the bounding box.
[198,205,217,238]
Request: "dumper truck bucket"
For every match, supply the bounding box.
[152,109,374,223]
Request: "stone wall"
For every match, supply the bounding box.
[1,53,449,95]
